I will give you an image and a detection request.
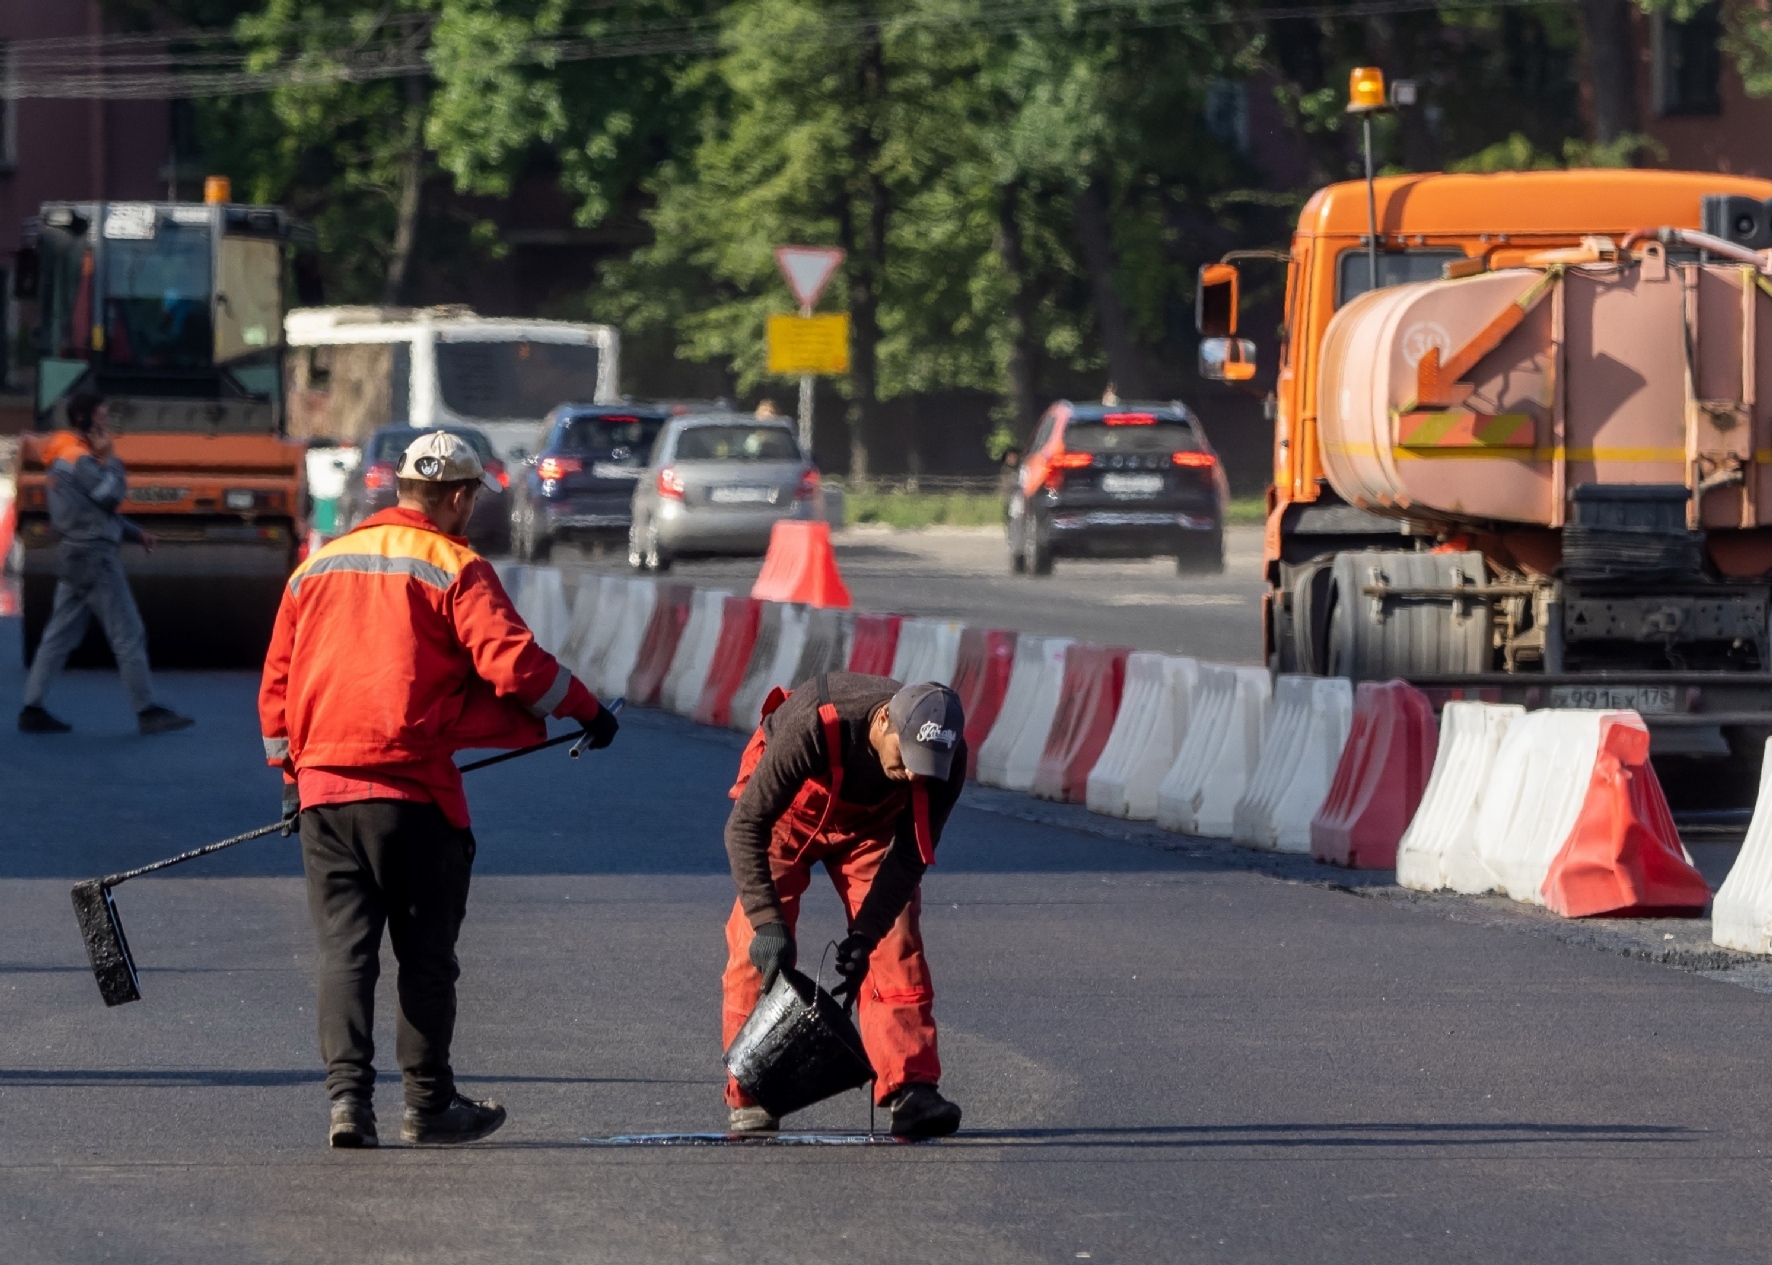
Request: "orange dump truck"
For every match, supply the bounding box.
[1198,168,1772,757]
[12,196,311,666]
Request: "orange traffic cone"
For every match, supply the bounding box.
[751,520,852,609]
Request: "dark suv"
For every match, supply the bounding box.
[1007,401,1226,575]
[511,403,672,559]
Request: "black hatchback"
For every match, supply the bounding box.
[1007,401,1227,575]
[510,403,673,560]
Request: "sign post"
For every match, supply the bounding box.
[772,246,846,455]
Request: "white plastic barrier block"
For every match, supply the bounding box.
[999,637,1075,793]
[1395,701,1526,894]
[976,635,1050,787]
[1713,738,1772,953]
[515,566,571,656]
[565,574,626,685]
[730,605,812,733]
[1471,709,1623,905]
[1086,654,1197,820]
[1156,665,1271,838]
[889,617,966,688]
[1232,676,1353,853]
[665,588,733,717]
[597,578,658,701]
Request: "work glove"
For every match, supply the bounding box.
[829,932,876,1008]
[578,704,620,751]
[280,784,301,837]
[749,921,796,990]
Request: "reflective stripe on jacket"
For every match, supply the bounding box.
[257,506,597,774]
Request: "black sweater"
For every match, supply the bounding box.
[724,672,966,941]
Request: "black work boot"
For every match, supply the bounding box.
[401,1093,507,1145]
[728,1105,779,1134]
[17,706,71,734]
[886,1084,962,1139]
[138,706,195,736]
[329,1096,378,1149]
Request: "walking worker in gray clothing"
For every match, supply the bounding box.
[18,393,193,736]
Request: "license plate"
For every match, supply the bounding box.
[1547,685,1676,714]
[1100,473,1162,495]
[710,486,774,504]
[592,462,641,480]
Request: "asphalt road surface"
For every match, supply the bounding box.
[558,523,1269,664]
[8,602,1772,1265]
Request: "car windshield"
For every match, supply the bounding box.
[435,339,601,420]
[674,425,800,462]
[370,428,496,463]
[1335,248,1464,307]
[1064,416,1201,455]
[559,414,665,458]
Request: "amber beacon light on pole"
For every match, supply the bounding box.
[1345,67,1416,294]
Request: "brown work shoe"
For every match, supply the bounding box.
[401,1093,507,1145]
[328,1096,378,1149]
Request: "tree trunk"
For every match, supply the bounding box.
[1580,0,1641,145]
[1072,177,1149,400]
[994,179,1037,441]
[382,73,427,306]
[839,23,890,479]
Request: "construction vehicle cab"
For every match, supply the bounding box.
[1197,167,1772,758]
[13,191,315,665]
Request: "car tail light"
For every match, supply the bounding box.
[1044,451,1094,491]
[1171,451,1217,468]
[486,459,510,490]
[657,466,686,500]
[1103,412,1158,426]
[537,456,582,481]
[796,467,821,501]
[363,462,396,491]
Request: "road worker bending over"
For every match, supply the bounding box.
[722,673,967,1137]
[260,431,617,1149]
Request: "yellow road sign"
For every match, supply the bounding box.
[767,313,850,375]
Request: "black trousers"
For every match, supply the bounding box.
[299,800,476,1111]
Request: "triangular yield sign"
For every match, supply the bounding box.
[774,246,845,310]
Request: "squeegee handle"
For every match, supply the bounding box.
[100,822,285,888]
[98,700,626,889]
[456,697,624,773]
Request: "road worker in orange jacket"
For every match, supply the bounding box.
[722,673,966,1138]
[259,431,617,1149]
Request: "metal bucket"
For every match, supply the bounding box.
[723,968,873,1118]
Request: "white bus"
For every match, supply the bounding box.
[283,305,620,459]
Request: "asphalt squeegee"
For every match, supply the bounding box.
[71,701,624,1007]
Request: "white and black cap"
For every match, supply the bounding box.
[887,682,965,780]
[396,430,501,492]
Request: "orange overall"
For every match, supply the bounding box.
[721,692,939,1107]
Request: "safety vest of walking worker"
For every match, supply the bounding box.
[721,672,967,1138]
[258,466,605,823]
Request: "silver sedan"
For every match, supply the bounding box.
[628,414,818,571]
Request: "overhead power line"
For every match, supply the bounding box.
[1,0,1576,100]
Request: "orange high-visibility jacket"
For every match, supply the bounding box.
[258,507,598,775]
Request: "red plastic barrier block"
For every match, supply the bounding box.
[1030,644,1129,803]
[626,582,695,708]
[1540,715,1710,917]
[1310,679,1438,869]
[693,597,763,728]
[951,628,1016,779]
[750,520,852,609]
[846,613,903,676]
